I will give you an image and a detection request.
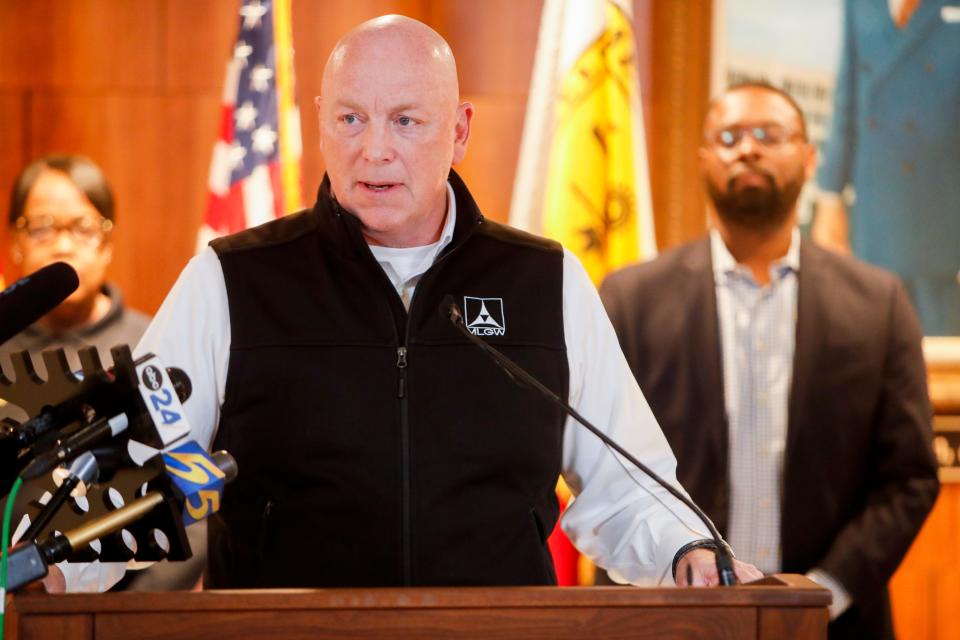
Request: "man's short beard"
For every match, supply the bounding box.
[705,170,802,231]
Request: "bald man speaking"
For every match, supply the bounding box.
[59,15,759,592]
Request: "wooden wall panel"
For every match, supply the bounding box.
[452,96,527,224]
[0,93,25,189]
[431,0,542,97]
[434,0,540,225]
[0,0,164,90]
[646,0,713,250]
[27,92,221,313]
[631,1,654,140]
[432,1,542,225]
[165,0,239,91]
[27,94,162,311]
[0,92,25,269]
[891,482,960,640]
[164,95,226,262]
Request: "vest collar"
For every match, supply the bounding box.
[312,169,485,260]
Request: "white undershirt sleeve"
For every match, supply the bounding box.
[135,246,231,450]
[558,249,712,585]
[59,248,230,592]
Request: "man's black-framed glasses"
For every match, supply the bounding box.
[708,124,801,149]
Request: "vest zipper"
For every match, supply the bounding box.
[397,344,411,584]
[258,498,274,571]
[388,220,477,587]
[396,347,408,397]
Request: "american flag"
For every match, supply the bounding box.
[198,0,303,248]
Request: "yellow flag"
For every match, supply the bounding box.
[510,0,655,586]
[544,3,644,283]
[511,0,655,285]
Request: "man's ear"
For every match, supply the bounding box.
[802,141,817,182]
[451,101,474,165]
[697,145,711,173]
[315,96,324,151]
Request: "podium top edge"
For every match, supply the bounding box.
[9,574,831,613]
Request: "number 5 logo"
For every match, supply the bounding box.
[185,490,221,520]
[165,451,226,484]
[162,441,227,525]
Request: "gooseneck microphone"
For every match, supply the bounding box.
[441,296,739,586]
[0,262,80,345]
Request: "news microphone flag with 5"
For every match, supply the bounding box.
[198,0,303,249]
[509,0,656,586]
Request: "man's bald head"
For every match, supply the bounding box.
[322,15,460,109]
[315,15,473,248]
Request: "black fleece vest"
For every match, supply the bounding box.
[206,171,569,588]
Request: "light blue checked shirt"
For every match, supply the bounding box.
[711,228,849,618]
[711,227,798,574]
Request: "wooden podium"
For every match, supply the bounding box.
[4,574,828,640]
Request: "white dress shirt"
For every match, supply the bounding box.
[711,228,850,618]
[61,182,712,591]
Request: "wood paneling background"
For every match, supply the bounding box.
[0,0,711,314]
[890,482,960,640]
[0,2,954,636]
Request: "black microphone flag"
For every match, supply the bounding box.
[0,262,79,345]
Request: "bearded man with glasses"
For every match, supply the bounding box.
[600,82,938,640]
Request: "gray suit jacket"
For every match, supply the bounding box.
[600,238,939,640]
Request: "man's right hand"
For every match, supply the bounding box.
[1,544,65,593]
[676,548,764,586]
[40,564,66,593]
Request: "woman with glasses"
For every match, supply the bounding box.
[1,155,209,594]
[2,153,150,382]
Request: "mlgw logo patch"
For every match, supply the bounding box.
[464,296,506,337]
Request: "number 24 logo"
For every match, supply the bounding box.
[149,388,182,426]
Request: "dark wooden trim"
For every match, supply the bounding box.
[647,0,714,251]
[10,579,829,614]
[5,575,829,640]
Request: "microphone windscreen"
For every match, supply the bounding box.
[211,450,239,483]
[0,262,80,345]
[166,367,193,402]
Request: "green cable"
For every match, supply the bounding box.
[1,475,25,640]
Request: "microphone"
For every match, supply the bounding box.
[19,414,129,481]
[1,363,191,453]
[4,448,238,591]
[440,296,739,586]
[0,353,193,495]
[20,452,100,543]
[0,262,79,345]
